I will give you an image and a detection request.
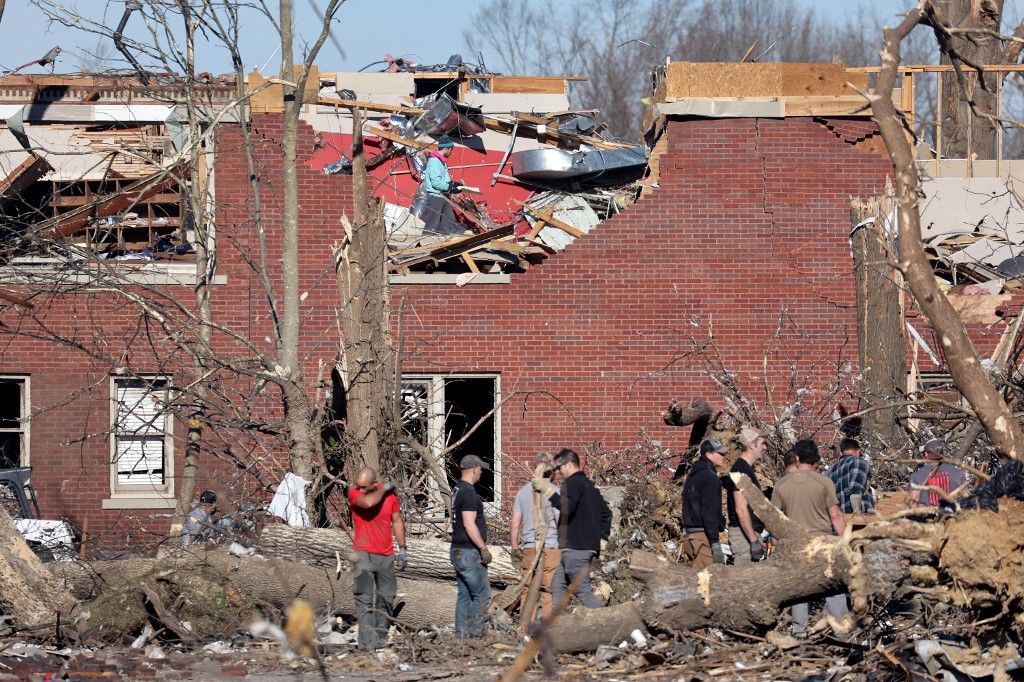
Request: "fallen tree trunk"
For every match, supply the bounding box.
[0,505,77,627]
[258,525,519,585]
[51,550,457,631]
[549,475,940,652]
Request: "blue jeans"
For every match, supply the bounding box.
[450,545,491,638]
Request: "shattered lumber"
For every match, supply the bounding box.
[51,550,458,630]
[0,505,78,628]
[258,525,519,586]
[389,224,515,270]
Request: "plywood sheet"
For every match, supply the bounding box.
[661,62,868,100]
[779,63,867,96]
[663,62,781,99]
[490,76,568,94]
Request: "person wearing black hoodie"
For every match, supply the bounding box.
[533,448,612,608]
[681,438,728,569]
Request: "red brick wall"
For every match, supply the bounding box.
[393,117,891,500]
[0,114,357,549]
[0,114,891,545]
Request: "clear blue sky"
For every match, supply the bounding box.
[0,0,966,76]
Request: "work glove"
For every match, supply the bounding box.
[383,481,395,493]
[511,547,524,565]
[600,539,608,554]
[750,538,767,562]
[395,547,408,572]
[479,546,493,566]
[532,475,557,499]
[711,542,726,565]
[447,181,462,193]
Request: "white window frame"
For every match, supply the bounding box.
[104,374,175,508]
[0,375,30,468]
[400,373,502,509]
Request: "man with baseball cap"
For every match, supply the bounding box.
[723,427,769,564]
[450,454,492,638]
[910,438,967,510]
[681,438,728,569]
[182,490,218,546]
[772,439,849,638]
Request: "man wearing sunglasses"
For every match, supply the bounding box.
[348,468,406,651]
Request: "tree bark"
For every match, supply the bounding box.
[0,506,78,627]
[548,475,928,653]
[168,3,212,543]
[662,399,713,428]
[936,0,1005,159]
[872,2,1024,462]
[337,107,393,474]
[278,0,316,493]
[51,550,457,631]
[850,194,908,456]
[258,525,520,585]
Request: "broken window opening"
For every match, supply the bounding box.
[400,374,500,504]
[111,375,174,495]
[0,376,29,470]
[1,123,197,265]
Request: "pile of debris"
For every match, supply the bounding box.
[312,61,650,276]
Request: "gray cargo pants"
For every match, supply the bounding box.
[352,551,397,650]
[551,548,603,609]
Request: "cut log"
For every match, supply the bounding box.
[51,550,457,631]
[257,525,519,586]
[0,505,77,628]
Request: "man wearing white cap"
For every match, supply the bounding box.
[724,427,768,564]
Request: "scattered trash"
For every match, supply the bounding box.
[228,542,256,557]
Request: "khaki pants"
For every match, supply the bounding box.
[681,532,712,570]
[521,546,561,622]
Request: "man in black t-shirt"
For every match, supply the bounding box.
[450,454,492,638]
[723,427,768,564]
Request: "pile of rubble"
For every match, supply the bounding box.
[313,56,650,276]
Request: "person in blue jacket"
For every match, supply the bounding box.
[421,134,464,236]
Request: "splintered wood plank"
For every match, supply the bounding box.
[318,97,425,116]
[461,252,480,273]
[391,224,515,269]
[518,201,585,238]
[0,154,53,198]
[490,76,569,94]
[367,126,432,150]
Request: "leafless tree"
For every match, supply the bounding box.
[871,0,1024,462]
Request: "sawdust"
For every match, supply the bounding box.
[940,498,1024,606]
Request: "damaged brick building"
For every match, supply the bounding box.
[0,61,1012,547]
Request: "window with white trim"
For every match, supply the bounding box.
[111,376,173,495]
[0,376,29,469]
[400,374,500,504]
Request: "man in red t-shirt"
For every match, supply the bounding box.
[348,467,407,651]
